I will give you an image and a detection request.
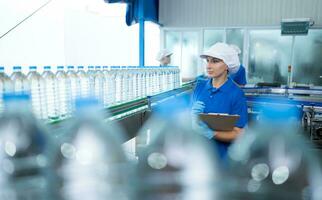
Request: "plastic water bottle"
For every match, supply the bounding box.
[27,66,47,119]
[55,98,131,200]
[130,66,139,100]
[112,66,122,103]
[166,66,172,91]
[170,66,176,90]
[94,66,104,103]
[226,121,322,200]
[138,66,146,98]
[102,66,111,107]
[55,66,71,118]
[87,66,96,97]
[156,66,162,94]
[120,66,128,102]
[160,66,167,92]
[125,66,134,101]
[0,93,53,200]
[145,66,151,95]
[174,66,181,88]
[10,66,30,93]
[76,66,89,98]
[134,97,222,200]
[152,66,160,94]
[66,66,79,113]
[0,66,13,113]
[42,66,59,120]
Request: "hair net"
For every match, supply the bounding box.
[230,44,242,55]
[156,49,173,62]
[200,42,240,74]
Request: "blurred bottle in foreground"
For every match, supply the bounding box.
[54,98,131,200]
[225,104,322,200]
[134,97,223,200]
[0,93,54,200]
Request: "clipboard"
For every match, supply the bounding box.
[198,113,240,131]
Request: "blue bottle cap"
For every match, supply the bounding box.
[44,66,51,70]
[3,92,31,102]
[13,66,22,70]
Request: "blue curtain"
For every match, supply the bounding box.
[125,0,159,26]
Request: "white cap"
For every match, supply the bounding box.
[156,49,173,61]
[230,44,241,55]
[200,42,240,73]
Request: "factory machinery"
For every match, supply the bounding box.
[243,86,322,147]
[49,82,322,150]
[48,81,194,143]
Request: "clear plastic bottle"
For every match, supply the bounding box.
[27,66,47,119]
[130,66,139,100]
[42,66,59,120]
[174,66,181,88]
[102,66,111,107]
[0,93,54,200]
[66,66,79,113]
[76,66,90,98]
[152,66,160,94]
[124,66,134,101]
[112,66,122,104]
[55,98,131,200]
[134,97,222,200]
[0,66,13,113]
[120,66,129,102]
[145,66,150,96]
[138,66,147,98]
[226,121,322,200]
[94,66,104,103]
[10,66,30,93]
[170,66,175,89]
[160,66,167,92]
[55,66,71,118]
[87,66,96,97]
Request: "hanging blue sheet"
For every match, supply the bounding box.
[104,0,159,26]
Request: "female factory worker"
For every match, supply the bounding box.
[229,45,247,87]
[156,49,173,66]
[191,42,248,160]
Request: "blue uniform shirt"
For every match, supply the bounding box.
[229,65,247,86]
[192,77,248,160]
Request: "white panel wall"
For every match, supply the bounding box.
[159,0,322,27]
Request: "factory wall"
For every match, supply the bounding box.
[159,0,322,27]
[0,0,146,74]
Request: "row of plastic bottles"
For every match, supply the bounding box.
[1,93,322,200]
[0,65,181,120]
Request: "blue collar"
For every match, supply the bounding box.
[206,78,235,93]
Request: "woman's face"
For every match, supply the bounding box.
[205,56,228,78]
[161,55,171,65]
